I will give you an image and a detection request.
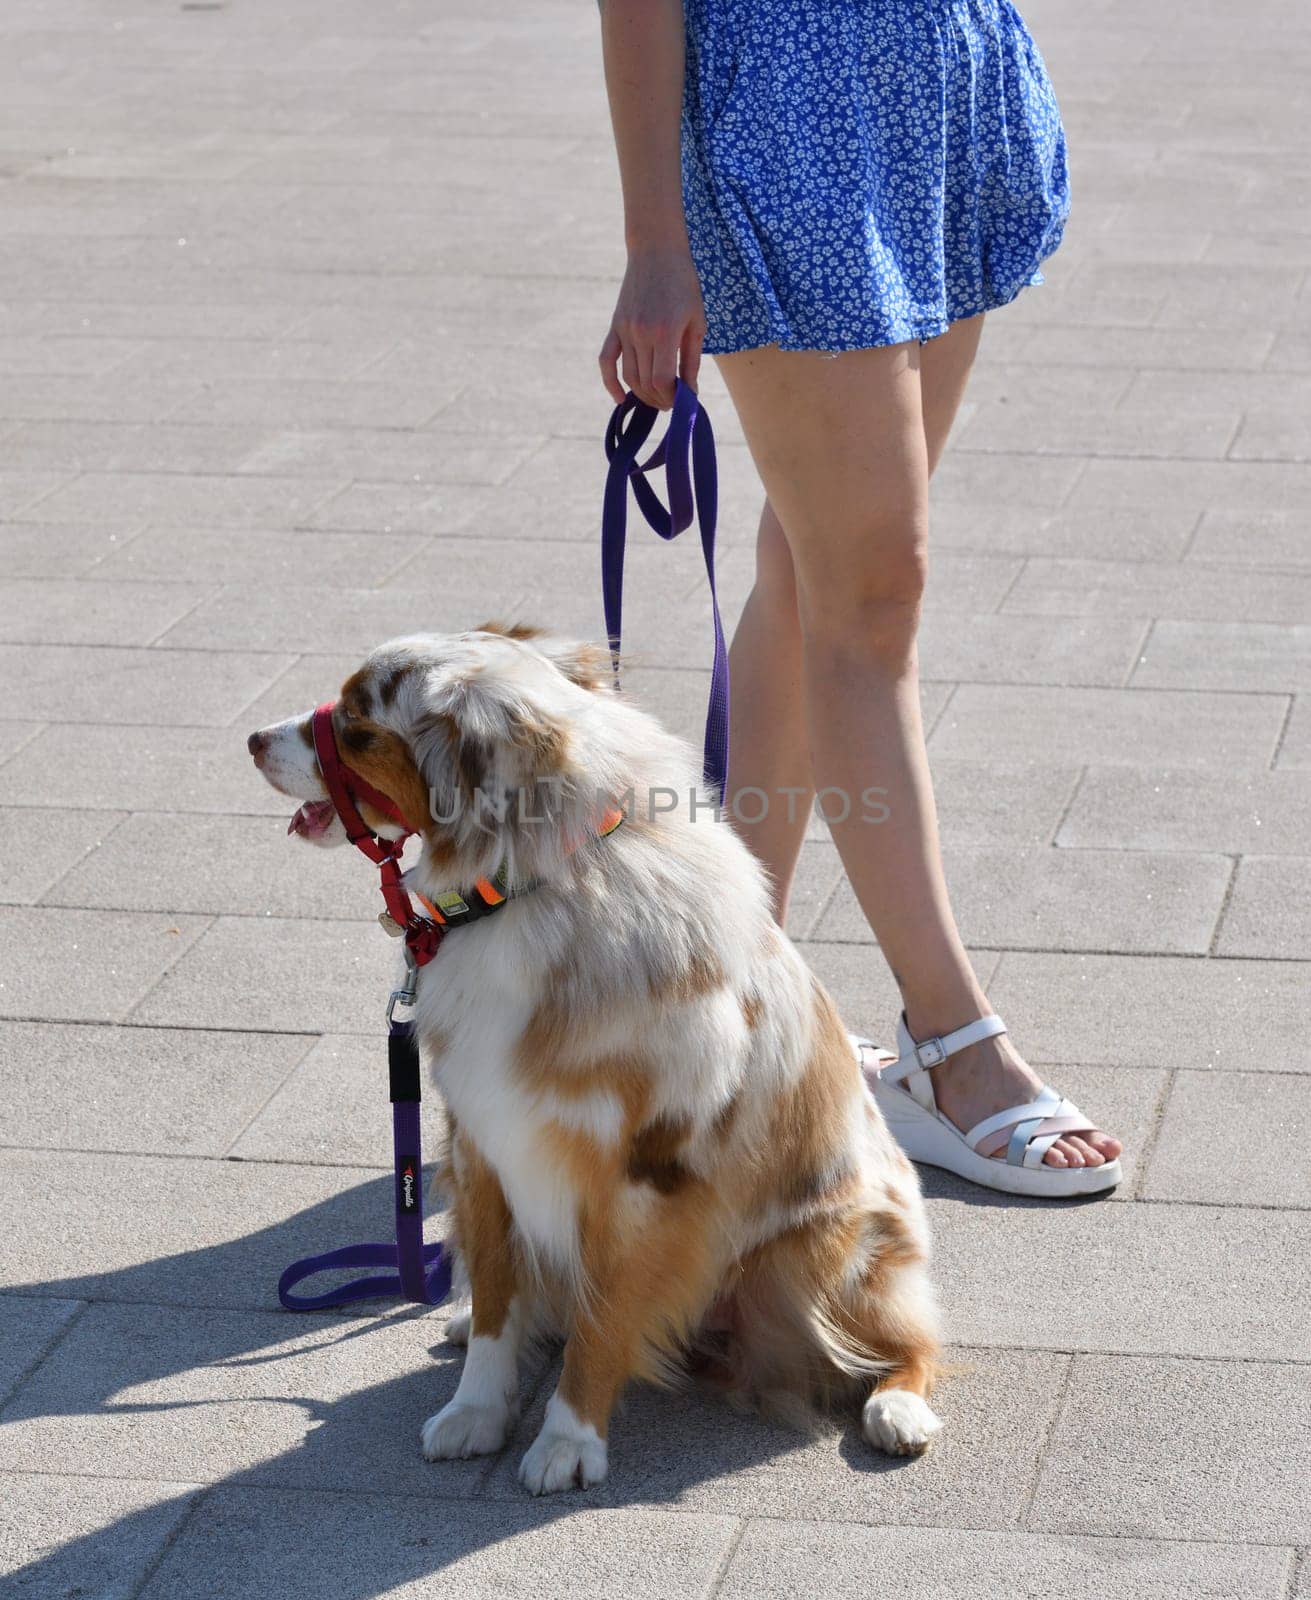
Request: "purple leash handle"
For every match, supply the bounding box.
[278,1018,452,1312]
[602,378,729,803]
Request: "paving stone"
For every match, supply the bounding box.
[916,613,1146,686]
[929,504,1199,563]
[0,1472,201,1600]
[800,944,1003,1042]
[0,522,140,577]
[228,1034,449,1168]
[1189,509,1311,570]
[0,1021,312,1159]
[0,807,126,903]
[1029,1355,1311,1542]
[44,812,392,922]
[130,916,391,1034]
[0,473,72,519]
[0,578,211,647]
[0,1300,507,1501]
[717,1519,1293,1600]
[0,724,40,767]
[0,420,272,476]
[0,1149,432,1314]
[92,526,429,586]
[156,582,530,654]
[1215,855,1311,959]
[0,1298,81,1408]
[138,1488,736,1600]
[815,844,1231,955]
[0,643,296,726]
[955,398,1239,459]
[300,479,493,536]
[0,725,288,814]
[929,685,1287,770]
[1134,620,1311,693]
[486,1347,1069,1529]
[1144,1070,1311,1208]
[19,472,345,530]
[1058,767,1311,855]
[168,379,461,430]
[236,427,540,486]
[986,950,1311,1071]
[0,907,209,1023]
[1002,558,1311,625]
[1074,458,1311,516]
[930,450,1084,511]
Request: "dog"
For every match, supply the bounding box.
[247,622,943,1494]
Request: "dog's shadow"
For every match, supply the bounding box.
[2,1172,946,1598]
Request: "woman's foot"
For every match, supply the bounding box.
[856,1030,1122,1171]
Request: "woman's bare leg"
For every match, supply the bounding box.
[725,316,984,922]
[714,321,1120,1172]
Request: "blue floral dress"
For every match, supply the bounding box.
[681,0,1071,354]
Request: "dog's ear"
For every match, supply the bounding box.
[476,620,609,693]
[411,681,571,834]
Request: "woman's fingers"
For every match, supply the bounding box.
[598,327,626,405]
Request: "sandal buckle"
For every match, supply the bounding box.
[915,1035,947,1069]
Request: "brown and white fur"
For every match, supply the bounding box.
[248,623,943,1494]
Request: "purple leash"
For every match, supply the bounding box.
[278,982,451,1312]
[602,377,730,802]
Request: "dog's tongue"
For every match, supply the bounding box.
[289,799,336,839]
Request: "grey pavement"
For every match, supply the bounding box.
[1,0,1308,1595]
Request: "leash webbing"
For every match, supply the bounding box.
[602,377,730,803]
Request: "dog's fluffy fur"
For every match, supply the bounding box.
[249,623,943,1493]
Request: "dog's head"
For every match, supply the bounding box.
[246,622,682,890]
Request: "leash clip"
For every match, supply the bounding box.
[386,952,419,1023]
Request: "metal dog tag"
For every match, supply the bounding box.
[378,911,405,938]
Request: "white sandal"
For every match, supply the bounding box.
[849,1013,1122,1198]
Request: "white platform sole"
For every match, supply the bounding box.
[870,1074,1122,1198]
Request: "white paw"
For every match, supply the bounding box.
[444,1307,472,1347]
[420,1399,513,1461]
[517,1396,607,1495]
[862,1389,943,1456]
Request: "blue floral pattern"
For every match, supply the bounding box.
[681,0,1071,354]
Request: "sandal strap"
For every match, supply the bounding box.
[966,1091,1094,1167]
[882,1012,1008,1112]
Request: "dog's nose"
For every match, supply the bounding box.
[247,729,268,758]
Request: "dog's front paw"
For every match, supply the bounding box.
[862,1389,942,1456]
[517,1397,607,1495]
[420,1399,513,1461]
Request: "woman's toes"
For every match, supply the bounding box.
[1066,1135,1104,1168]
[1043,1142,1070,1168]
[1086,1129,1123,1161]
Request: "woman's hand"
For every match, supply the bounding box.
[599,244,707,409]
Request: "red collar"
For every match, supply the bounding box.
[311,702,622,967]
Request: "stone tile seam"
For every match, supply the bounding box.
[1128,1068,1177,1203]
[0,1298,91,1420]
[24,808,135,906]
[1121,618,1154,688]
[1286,1545,1309,1600]
[0,1464,1301,1555]
[990,554,1030,614]
[793,938,1311,965]
[124,1485,209,1600]
[141,583,226,649]
[1016,1351,1075,1527]
[1046,764,1088,846]
[702,1516,749,1600]
[1205,854,1244,959]
[217,1032,327,1160]
[114,913,217,1024]
[1269,694,1300,770]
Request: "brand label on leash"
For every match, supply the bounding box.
[398,1157,419,1213]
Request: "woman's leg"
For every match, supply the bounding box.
[724,317,984,922]
[714,325,1120,1172]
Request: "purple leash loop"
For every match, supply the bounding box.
[602,377,730,803]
